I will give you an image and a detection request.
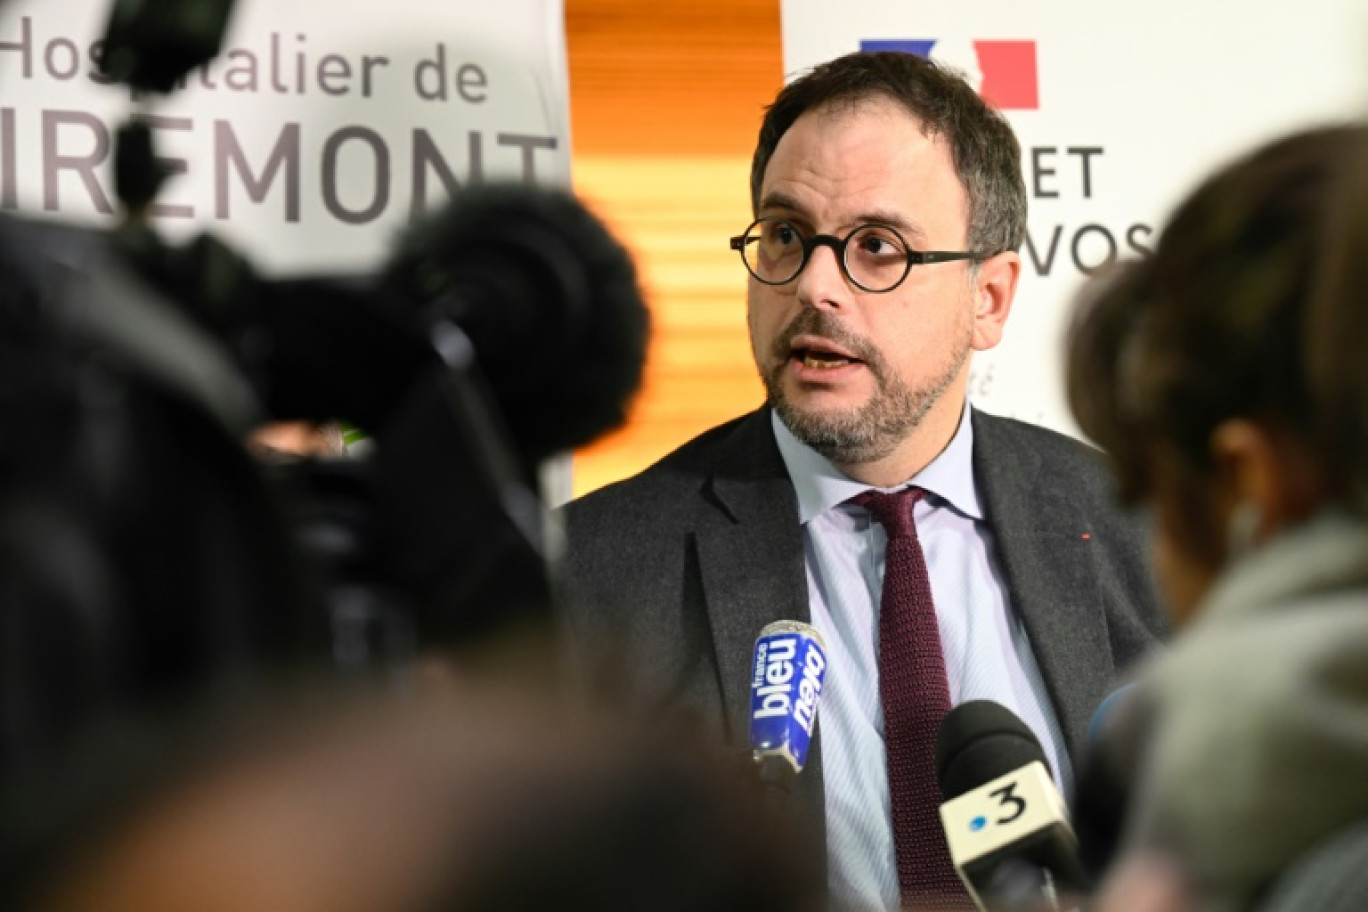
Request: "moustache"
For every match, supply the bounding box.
[770,310,882,370]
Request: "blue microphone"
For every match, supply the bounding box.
[748,620,828,790]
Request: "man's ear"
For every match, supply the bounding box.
[970,250,1020,351]
[1209,419,1325,545]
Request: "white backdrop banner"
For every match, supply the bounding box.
[781,1,1368,434]
[0,0,570,272]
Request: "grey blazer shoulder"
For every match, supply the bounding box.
[559,405,1166,762]
[1253,819,1368,912]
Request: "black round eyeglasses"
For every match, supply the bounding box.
[729,216,987,293]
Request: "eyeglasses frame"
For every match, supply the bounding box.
[728,216,990,294]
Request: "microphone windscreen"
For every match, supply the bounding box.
[383,184,649,465]
[936,700,1052,801]
[1087,683,1139,746]
[1075,683,1155,878]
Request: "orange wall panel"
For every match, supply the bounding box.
[564,1,783,496]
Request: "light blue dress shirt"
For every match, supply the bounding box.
[771,405,1073,912]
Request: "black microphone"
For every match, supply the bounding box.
[936,700,1089,911]
[1074,683,1154,880]
[748,621,828,793]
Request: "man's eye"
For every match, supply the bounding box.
[775,225,797,245]
[853,228,906,258]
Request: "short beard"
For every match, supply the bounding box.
[760,309,971,466]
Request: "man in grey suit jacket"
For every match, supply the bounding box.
[561,50,1165,910]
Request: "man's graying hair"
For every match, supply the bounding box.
[750,51,1027,256]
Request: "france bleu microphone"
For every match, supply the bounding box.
[936,701,1089,910]
[749,621,828,789]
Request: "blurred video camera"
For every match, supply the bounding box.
[0,0,649,771]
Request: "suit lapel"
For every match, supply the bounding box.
[972,411,1114,756]
[694,409,810,740]
[692,410,826,829]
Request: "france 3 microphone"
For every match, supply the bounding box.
[749,620,828,791]
[936,700,1090,911]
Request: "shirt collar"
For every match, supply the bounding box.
[771,402,983,524]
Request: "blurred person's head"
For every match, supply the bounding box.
[9,681,821,912]
[1065,123,1368,622]
[742,51,1025,485]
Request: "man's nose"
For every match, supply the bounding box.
[794,243,851,312]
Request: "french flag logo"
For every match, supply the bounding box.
[860,39,1039,110]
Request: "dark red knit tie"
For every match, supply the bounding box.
[855,488,969,908]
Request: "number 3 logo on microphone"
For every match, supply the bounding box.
[965,779,1028,833]
[990,781,1028,824]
